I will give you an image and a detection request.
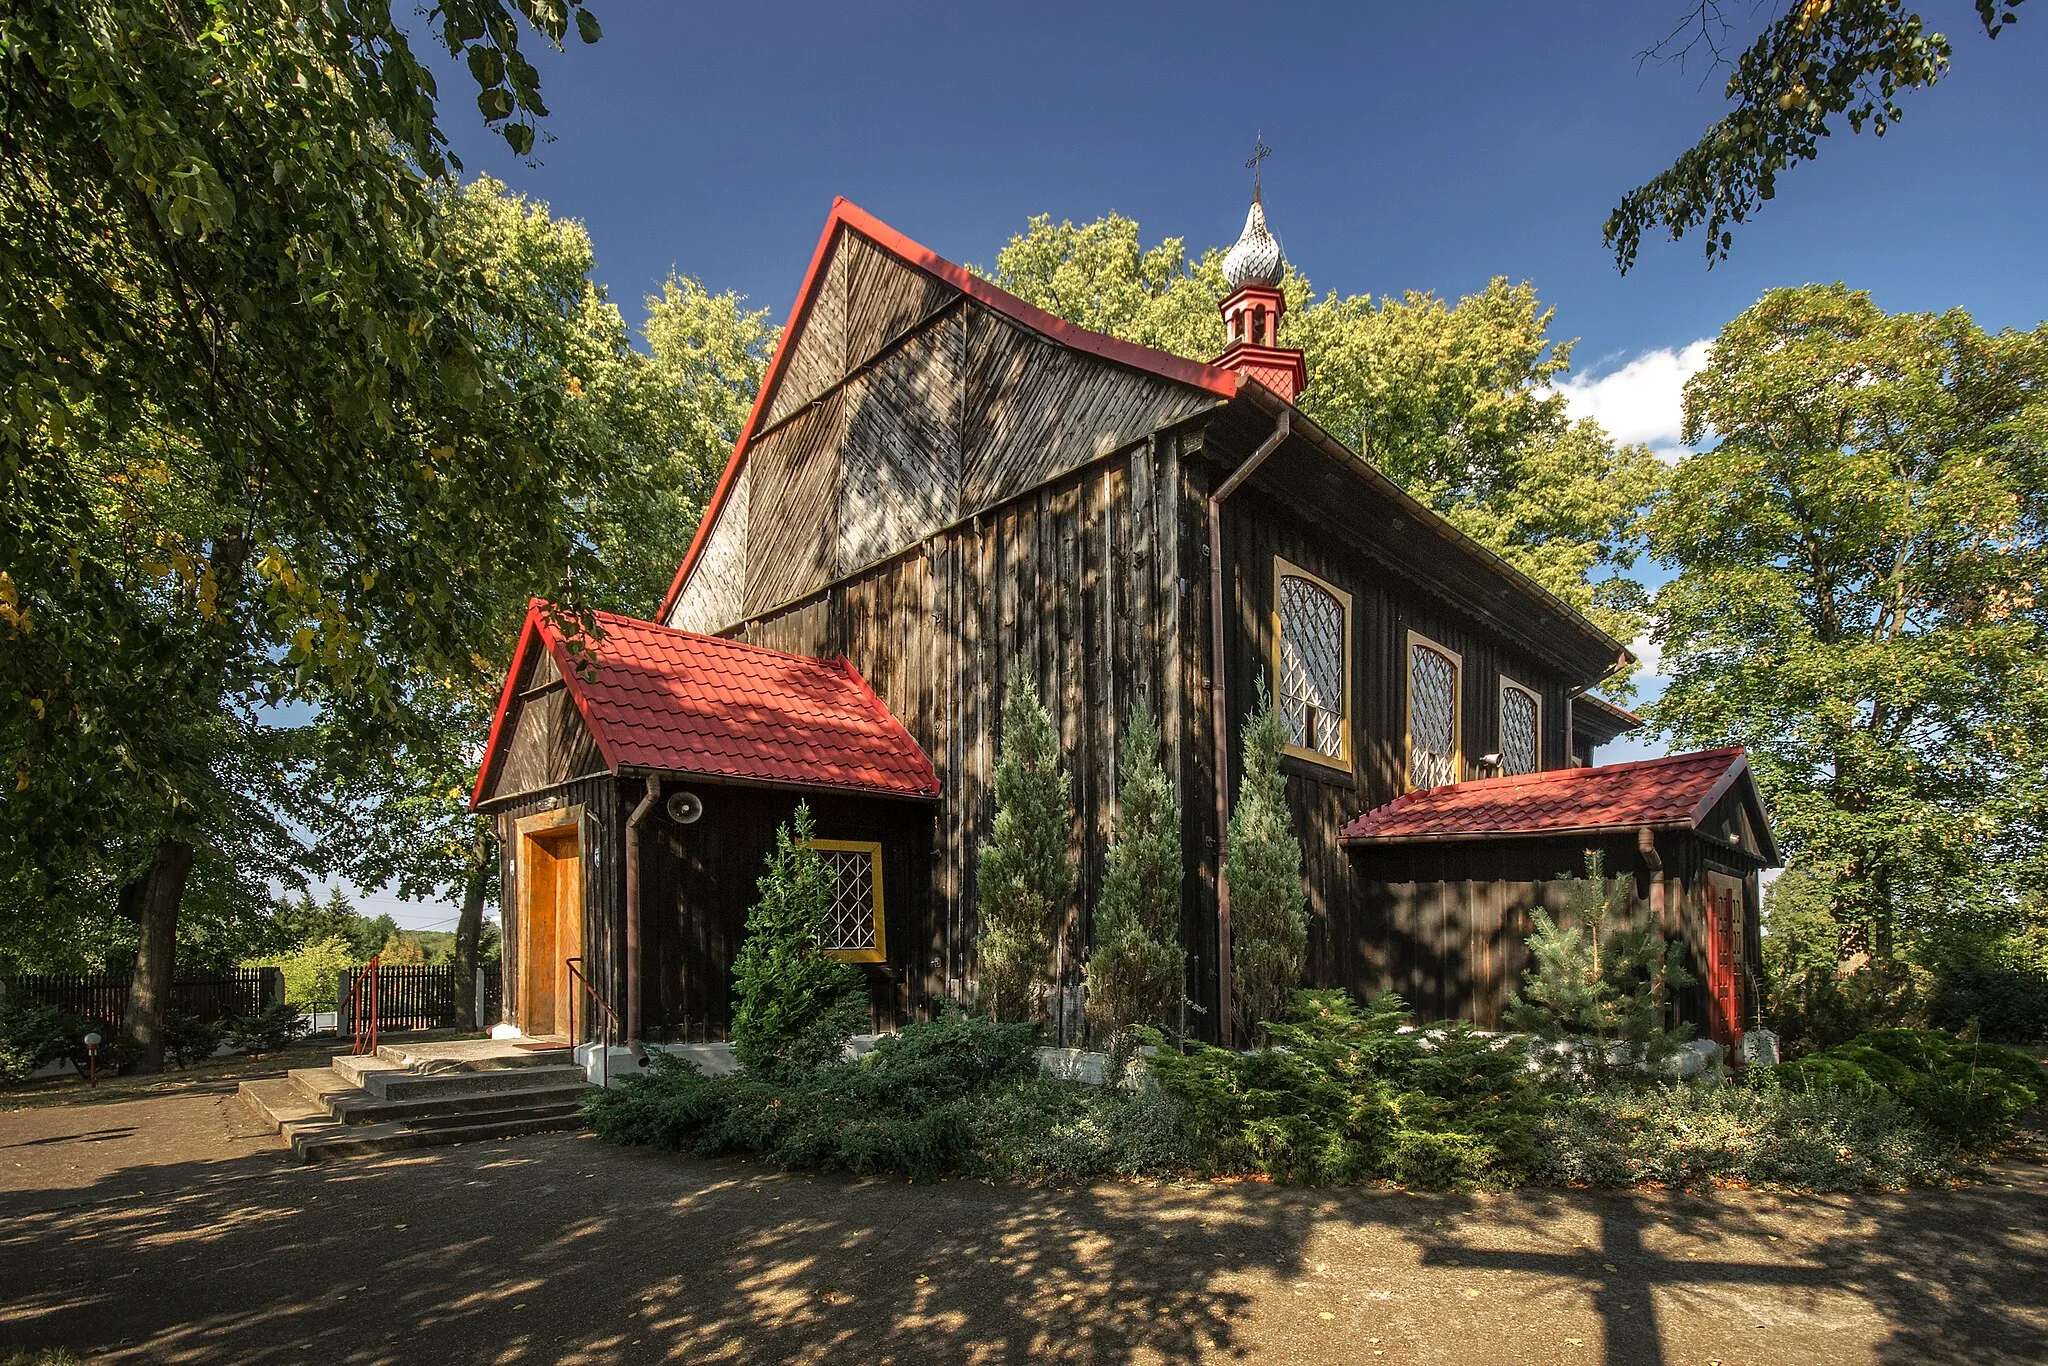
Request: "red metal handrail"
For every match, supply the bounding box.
[341,954,382,1056]
[564,956,620,1089]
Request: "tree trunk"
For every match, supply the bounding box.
[452,849,490,1032]
[123,838,195,1072]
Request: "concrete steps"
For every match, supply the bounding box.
[239,1040,591,1162]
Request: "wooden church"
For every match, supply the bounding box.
[472,189,1776,1051]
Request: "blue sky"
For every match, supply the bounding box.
[357,2,2044,927]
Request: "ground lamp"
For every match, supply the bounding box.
[82,1031,102,1088]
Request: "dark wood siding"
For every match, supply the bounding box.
[1207,465,1582,1019]
[735,432,1195,1040]
[637,786,935,1040]
[476,648,606,805]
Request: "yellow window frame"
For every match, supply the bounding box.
[1498,675,1543,776]
[807,838,887,964]
[1271,556,1353,773]
[1405,629,1463,791]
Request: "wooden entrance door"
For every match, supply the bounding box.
[1703,873,1744,1051]
[516,813,584,1040]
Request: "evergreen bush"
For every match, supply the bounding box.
[1225,685,1307,1045]
[730,805,869,1080]
[1504,851,1694,1080]
[0,999,91,1086]
[1756,1026,2045,1152]
[1084,706,1185,1066]
[976,675,1075,1023]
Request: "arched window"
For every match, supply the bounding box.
[1407,633,1461,789]
[1498,679,1541,777]
[1274,559,1350,770]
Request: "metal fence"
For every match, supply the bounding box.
[337,963,502,1034]
[0,968,280,1026]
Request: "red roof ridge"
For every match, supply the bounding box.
[657,197,1241,621]
[471,600,940,808]
[1338,746,1768,856]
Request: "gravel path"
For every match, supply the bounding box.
[3,1080,2045,1364]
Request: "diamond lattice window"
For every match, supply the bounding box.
[1500,683,1539,777]
[1278,572,1346,761]
[808,840,885,962]
[1409,641,1458,789]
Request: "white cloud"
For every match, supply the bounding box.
[1557,339,1714,461]
[1628,630,1663,678]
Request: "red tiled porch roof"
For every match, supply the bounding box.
[472,604,939,807]
[1339,747,1756,847]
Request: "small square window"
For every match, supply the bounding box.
[807,839,886,963]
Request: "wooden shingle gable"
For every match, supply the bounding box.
[661,201,1228,635]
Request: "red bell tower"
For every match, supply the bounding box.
[1213,145,1307,404]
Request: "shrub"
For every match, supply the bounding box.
[729,805,869,1080]
[1144,989,1545,1189]
[1919,926,2048,1043]
[1085,706,1185,1061]
[270,936,361,1016]
[588,1007,1043,1180]
[1759,1027,2045,1152]
[0,999,92,1086]
[1224,685,1307,1045]
[1505,851,1694,1080]
[224,1002,308,1055]
[976,675,1075,1023]
[1763,956,1928,1058]
[1534,1081,1957,1191]
[971,1075,1195,1179]
[161,1009,224,1068]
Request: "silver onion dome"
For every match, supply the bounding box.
[1222,198,1284,290]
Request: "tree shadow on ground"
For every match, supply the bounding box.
[2,1122,2045,1364]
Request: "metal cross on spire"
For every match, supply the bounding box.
[1246,135,1272,202]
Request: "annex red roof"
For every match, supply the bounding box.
[472,604,939,807]
[656,197,1243,621]
[1339,747,1764,850]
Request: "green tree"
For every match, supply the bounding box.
[1647,284,2048,955]
[730,805,868,1079]
[976,676,1076,1024]
[1505,852,1695,1081]
[1084,707,1185,1061]
[1610,2,2029,270]
[1225,686,1308,1045]
[984,214,1662,655]
[0,1,609,1067]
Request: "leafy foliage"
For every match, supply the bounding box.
[1145,990,1547,1189]
[729,806,869,1080]
[1505,852,1695,1079]
[1225,688,1307,1044]
[587,1007,1047,1180]
[976,676,1075,1023]
[1610,1,2027,269]
[0,999,91,1086]
[1534,1080,1958,1190]
[983,214,1663,656]
[1649,286,2048,954]
[1919,920,2048,1041]
[1085,707,1185,1056]
[1759,1026,2045,1151]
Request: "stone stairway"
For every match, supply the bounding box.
[239,1038,591,1162]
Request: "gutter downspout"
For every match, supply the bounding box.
[624,775,662,1042]
[1208,410,1290,1048]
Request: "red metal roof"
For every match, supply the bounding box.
[656,197,1242,622]
[1339,747,1755,846]
[472,604,939,807]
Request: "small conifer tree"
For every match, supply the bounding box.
[1505,850,1696,1082]
[731,804,869,1078]
[1226,683,1308,1045]
[975,675,1075,1023]
[1085,706,1185,1066]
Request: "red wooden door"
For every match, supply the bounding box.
[1704,875,1744,1051]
